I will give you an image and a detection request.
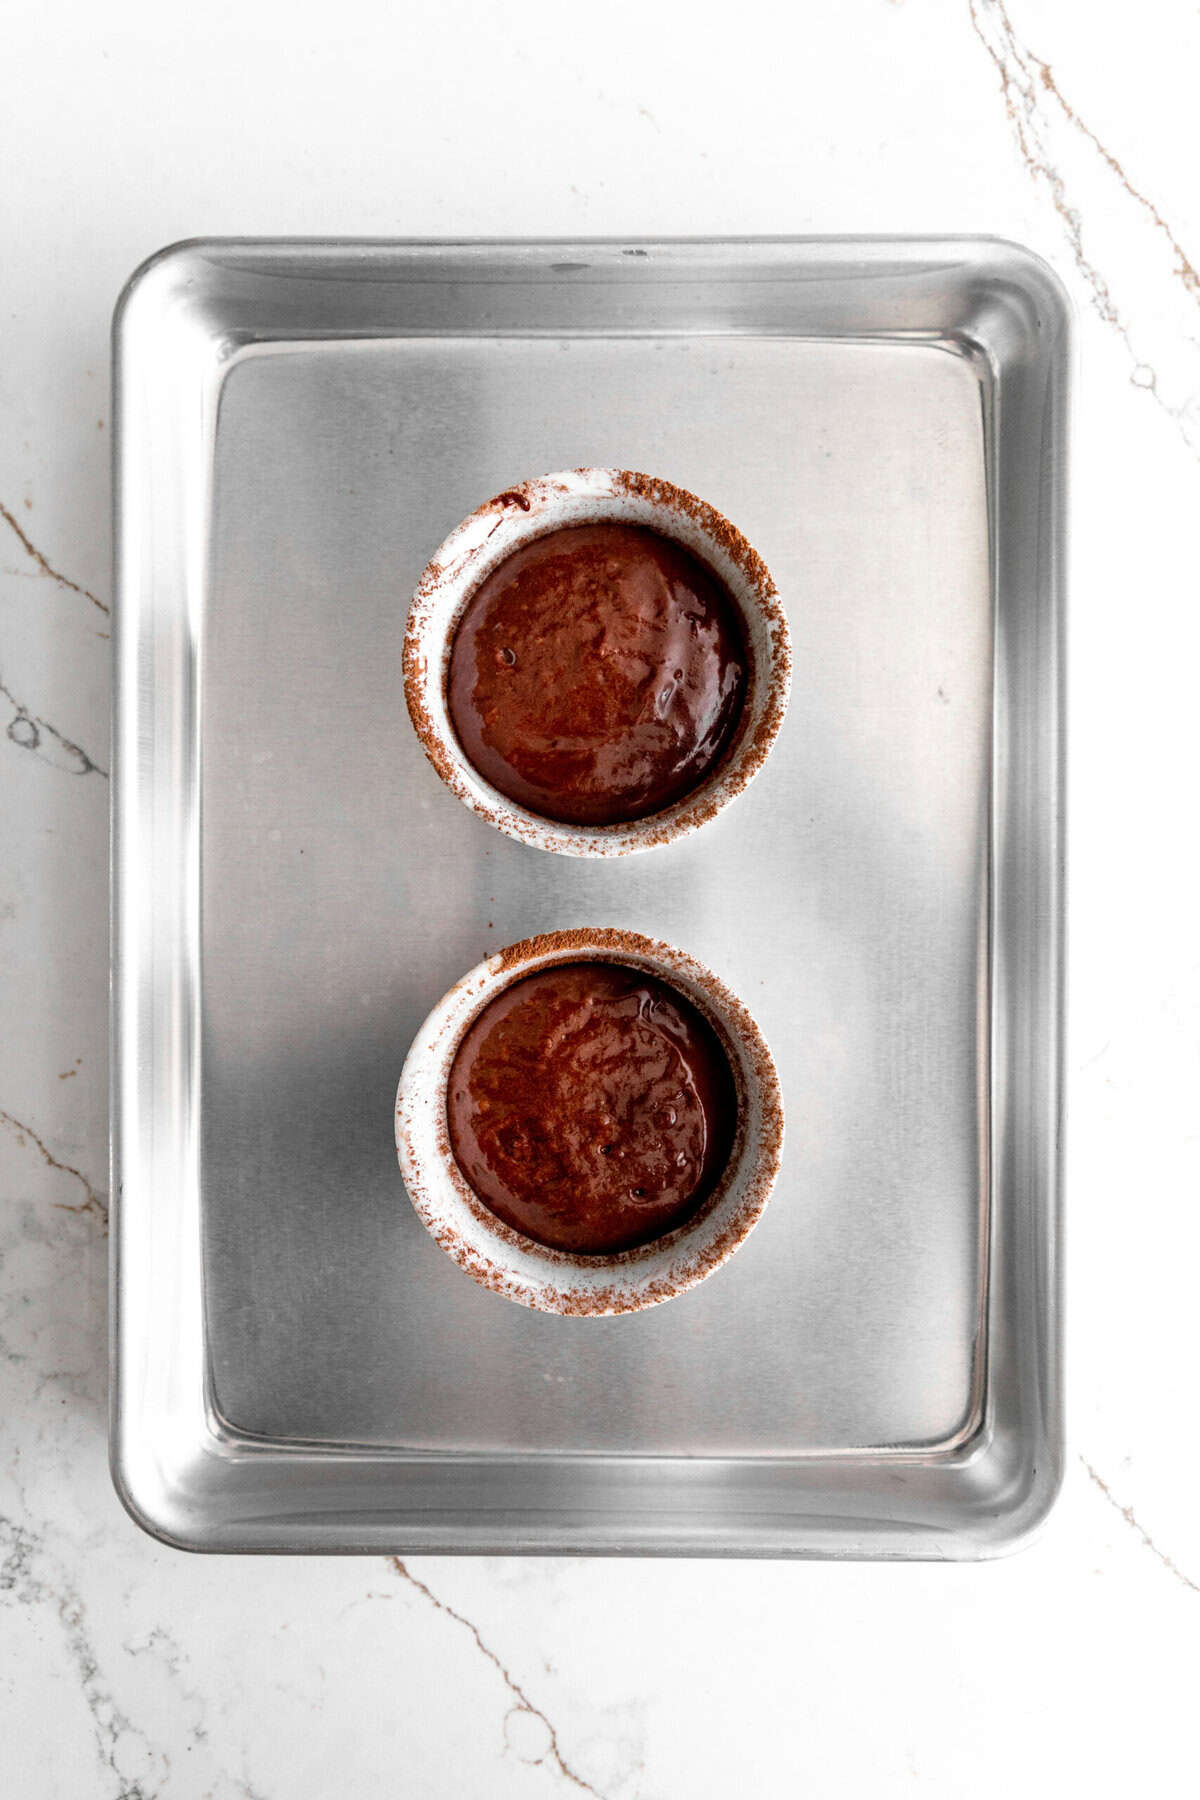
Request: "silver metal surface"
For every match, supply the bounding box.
[112,239,1066,1555]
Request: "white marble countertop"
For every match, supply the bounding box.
[2,0,1197,1792]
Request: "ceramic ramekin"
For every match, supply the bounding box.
[394,928,785,1316]
[402,468,791,856]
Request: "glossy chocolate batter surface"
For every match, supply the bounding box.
[447,523,747,825]
[446,962,738,1254]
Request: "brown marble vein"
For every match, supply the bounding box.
[0,499,108,613]
[1032,62,1200,303]
[390,1559,605,1797]
[968,0,1200,450]
[0,671,108,778]
[0,1106,109,1228]
[1081,1457,1200,1596]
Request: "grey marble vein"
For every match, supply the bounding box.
[2,1513,161,1798]
[0,670,108,779]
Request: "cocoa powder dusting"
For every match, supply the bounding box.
[401,469,792,856]
[397,928,785,1316]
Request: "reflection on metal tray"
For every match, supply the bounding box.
[112,238,1066,1556]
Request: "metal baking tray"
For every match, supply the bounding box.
[112,238,1066,1556]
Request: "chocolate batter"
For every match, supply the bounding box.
[447,523,747,825]
[447,962,738,1254]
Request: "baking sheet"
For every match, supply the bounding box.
[112,239,1066,1554]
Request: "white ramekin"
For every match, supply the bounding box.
[402,468,791,856]
[394,928,785,1316]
